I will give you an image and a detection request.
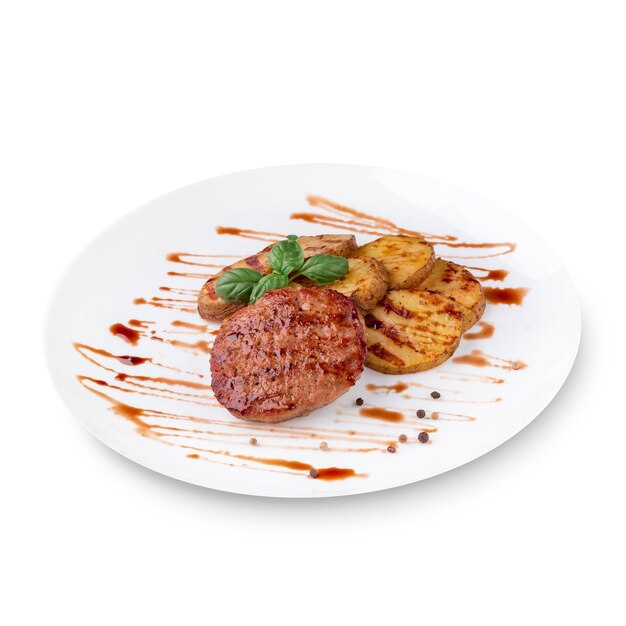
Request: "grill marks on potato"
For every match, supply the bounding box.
[245,254,266,272]
[368,342,405,368]
[365,315,414,351]
[354,235,435,289]
[417,259,486,331]
[364,290,463,374]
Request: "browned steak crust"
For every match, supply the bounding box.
[210,288,366,423]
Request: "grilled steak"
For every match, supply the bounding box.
[210,288,366,423]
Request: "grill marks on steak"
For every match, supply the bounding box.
[210,288,366,423]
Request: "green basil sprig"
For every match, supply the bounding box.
[291,254,349,285]
[249,272,290,303]
[215,235,350,304]
[214,267,263,302]
[268,234,304,275]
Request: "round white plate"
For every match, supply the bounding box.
[46,165,580,497]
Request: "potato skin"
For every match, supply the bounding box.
[418,259,486,331]
[198,234,357,321]
[293,235,357,259]
[198,250,271,321]
[364,289,463,374]
[354,235,435,289]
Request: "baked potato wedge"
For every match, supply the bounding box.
[354,235,435,289]
[198,234,357,321]
[418,259,485,331]
[364,289,463,374]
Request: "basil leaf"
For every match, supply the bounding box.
[215,268,263,302]
[296,254,349,285]
[268,237,304,275]
[249,272,290,304]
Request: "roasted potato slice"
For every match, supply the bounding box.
[198,234,357,321]
[354,235,435,289]
[418,259,485,331]
[364,289,463,374]
[297,257,389,311]
[326,257,389,311]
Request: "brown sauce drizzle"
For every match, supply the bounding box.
[336,417,438,433]
[159,287,199,296]
[74,342,202,378]
[301,195,457,242]
[116,355,149,366]
[483,287,529,305]
[314,467,359,481]
[167,270,213,280]
[74,343,149,372]
[186,451,359,481]
[217,452,313,472]
[128,319,153,329]
[464,321,495,340]
[134,296,197,314]
[109,322,213,355]
[152,296,196,305]
[436,412,476,422]
[364,379,500,402]
[359,407,404,423]
[110,323,140,345]
[215,226,283,243]
[166,339,212,354]
[169,320,210,333]
[133,297,196,313]
[171,320,208,331]
[438,370,505,384]
[77,379,362,481]
[291,211,411,240]
[77,375,165,438]
[365,382,408,394]
[114,373,211,392]
[453,350,527,371]
[285,195,516,258]
[464,266,510,282]
[81,373,214,409]
[185,453,303,476]
[453,353,491,368]
[440,241,517,258]
[166,252,238,268]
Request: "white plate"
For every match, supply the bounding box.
[46,165,580,497]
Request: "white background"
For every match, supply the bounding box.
[1,1,624,624]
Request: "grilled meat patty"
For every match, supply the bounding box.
[210,288,366,423]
